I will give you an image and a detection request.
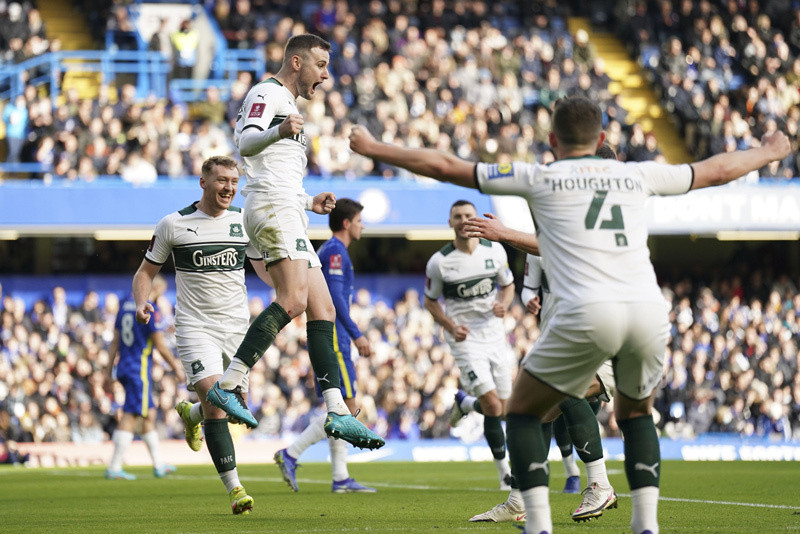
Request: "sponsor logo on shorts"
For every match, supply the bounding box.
[191,360,205,375]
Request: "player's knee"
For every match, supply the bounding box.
[279,294,308,317]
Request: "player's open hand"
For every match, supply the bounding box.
[311,192,337,214]
[354,336,372,357]
[279,113,304,138]
[463,213,507,242]
[349,125,377,156]
[136,302,154,324]
[761,131,791,161]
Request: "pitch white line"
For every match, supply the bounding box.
[33,470,800,510]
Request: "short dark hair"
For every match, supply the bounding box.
[201,155,238,177]
[284,34,331,63]
[595,142,617,160]
[450,200,475,212]
[552,97,603,149]
[329,198,363,231]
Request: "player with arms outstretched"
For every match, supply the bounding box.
[349,96,790,533]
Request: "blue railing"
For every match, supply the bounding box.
[0,50,170,104]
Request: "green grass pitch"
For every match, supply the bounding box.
[2,460,798,533]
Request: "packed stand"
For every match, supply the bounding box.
[3,0,653,180]
[614,0,800,179]
[1,263,800,450]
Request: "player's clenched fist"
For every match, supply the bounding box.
[136,302,154,324]
[311,192,337,214]
[279,113,304,138]
[349,125,377,156]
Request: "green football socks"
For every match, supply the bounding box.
[234,302,291,367]
[560,397,604,463]
[306,320,342,390]
[204,418,237,474]
[619,414,661,489]
[507,413,549,490]
[483,415,507,460]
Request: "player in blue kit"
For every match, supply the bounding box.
[106,275,184,480]
[274,198,376,493]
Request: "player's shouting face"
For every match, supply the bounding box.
[200,163,239,215]
[297,46,330,100]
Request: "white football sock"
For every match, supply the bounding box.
[322,388,349,415]
[460,395,478,413]
[219,359,249,390]
[220,467,242,493]
[585,458,610,488]
[329,435,349,481]
[562,453,580,477]
[521,486,552,534]
[189,402,204,424]
[631,486,659,534]
[142,429,162,468]
[287,414,327,459]
[495,456,511,483]
[108,429,134,472]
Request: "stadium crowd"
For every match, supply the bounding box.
[5,0,654,181]
[614,0,800,179]
[1,259,799,449]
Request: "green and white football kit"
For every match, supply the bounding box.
[235,77,319,267]
[146,203,260,390]
[425,239,516,399]
[477,158,692,400]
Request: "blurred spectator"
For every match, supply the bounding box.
[170,18,198,79]
[2,94,28,163]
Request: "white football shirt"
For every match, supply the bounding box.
[145,203,260,329]
[235,78,308,199]
[476,158,692,307]
[425,239,515,344]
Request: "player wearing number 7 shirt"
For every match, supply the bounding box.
[349,96,790,534]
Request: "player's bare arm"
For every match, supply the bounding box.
[424,295,469,341]
[690,131,790,190]
[152,331,185,382]
[493,283,515,318]
[107,331,120,376]
[132,259,161,324]
[349,125,476,188]
[463,213,540,255]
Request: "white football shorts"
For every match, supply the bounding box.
[522,300,668,400]
[243,191,321,268]
[451,338,514,399]
[176,325,249,392]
